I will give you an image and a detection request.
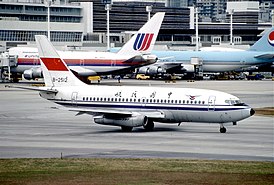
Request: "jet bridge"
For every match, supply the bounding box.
[0,52,18,82]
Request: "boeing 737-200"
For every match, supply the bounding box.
[138,26,274,76]
[8,35,255,133]
[6,12,165,82]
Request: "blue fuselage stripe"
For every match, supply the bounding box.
[54,100,247,112]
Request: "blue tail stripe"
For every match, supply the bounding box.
[136,33,145,50]
[133,33,141,50]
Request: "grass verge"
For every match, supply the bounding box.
[0,158,273,185]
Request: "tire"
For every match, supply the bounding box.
[143,119,154,131]
[121,126,133,132]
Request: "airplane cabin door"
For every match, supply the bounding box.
[71,92,78,106]
[208,96,216,111]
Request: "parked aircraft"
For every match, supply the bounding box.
[138,26,274,77]
[7,12,165,82]
[8,35,255,133]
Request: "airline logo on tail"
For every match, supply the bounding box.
[268,31,274,46]
[42,58,68,71]
[133,33,154,51]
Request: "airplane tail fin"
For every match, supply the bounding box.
[248,26,274,52]
[35,35,86,87]
[117,12,165,56]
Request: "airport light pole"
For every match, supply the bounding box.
[105,3,112,51]
[47,0,52,41]
[146,5,152,21]
[230,9,234,45]
[195,7,199,51]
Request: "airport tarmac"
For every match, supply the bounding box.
[0,80,273,161]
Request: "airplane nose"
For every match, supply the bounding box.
[250,109,255,116]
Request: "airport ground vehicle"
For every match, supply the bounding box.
[246,74,265,80]
[136,74,150,80]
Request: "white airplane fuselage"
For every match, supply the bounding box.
[40,85,253,125]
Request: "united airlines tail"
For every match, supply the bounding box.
[248,26,274,52]
[117,12,165,57]
[35,35,86,87]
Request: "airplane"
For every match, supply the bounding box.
[6,12,165,82]
[7,35,255,133]
[138,26,274,77]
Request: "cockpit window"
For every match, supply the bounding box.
[225,99,245,106]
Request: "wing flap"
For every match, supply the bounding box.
[61,107,165,119]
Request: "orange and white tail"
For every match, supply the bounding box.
[35,35,86,87]
[117,12,165,57]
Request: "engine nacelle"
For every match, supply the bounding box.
[138,66,150,74]
[138,66,164,75]
[148,66,164,75]
[23,67,43,80]
[94,115,147,127]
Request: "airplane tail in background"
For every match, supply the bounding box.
[248,26,274,52]
[117,12,165,57]
[35,35,86,87]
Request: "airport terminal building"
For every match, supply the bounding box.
[0,0,273,51]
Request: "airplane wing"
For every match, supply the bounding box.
[69,66,97,76]
[5,85,58,93]
[123,55,157,65]
[254,53,274,59]
[63,107,165,119]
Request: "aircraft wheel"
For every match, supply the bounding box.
[121,126,133,132]
[144,119,154,131]
[220,127,227,133]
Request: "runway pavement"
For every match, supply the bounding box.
[0,80,273,161]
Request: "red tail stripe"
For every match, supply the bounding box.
[41,57,69,71]
[143,34,154,51]
[139,34,150,51]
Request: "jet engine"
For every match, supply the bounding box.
[23,67,43,80]
[94,115,147,127]
[138,66,165,75]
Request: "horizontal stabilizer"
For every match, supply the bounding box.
[5,85,58,93]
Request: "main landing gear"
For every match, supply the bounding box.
[121,126,133,132]
[143,119,154,131]
[219,123,227,133]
